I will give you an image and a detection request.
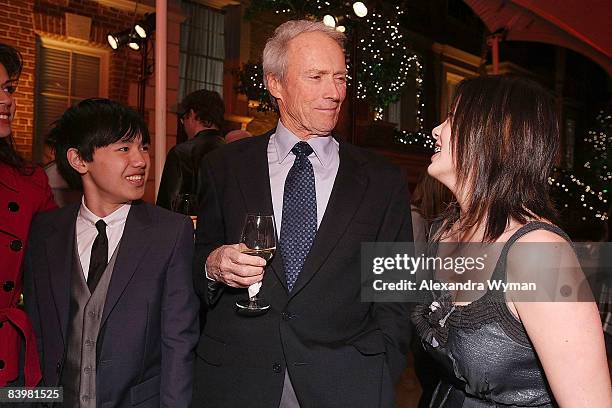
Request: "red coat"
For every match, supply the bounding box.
[0,163,57,386]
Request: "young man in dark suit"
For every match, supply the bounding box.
[23,98,199,407]
[192,20,413,407]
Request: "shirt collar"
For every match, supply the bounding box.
[78,196,131,228]
[195,129,222,138]
[273,120,336,167]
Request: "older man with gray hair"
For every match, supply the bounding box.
[192,20,413,407]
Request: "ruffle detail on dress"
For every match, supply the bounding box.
[411,290,456,347]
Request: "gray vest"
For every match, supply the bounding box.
[61,242,120,408]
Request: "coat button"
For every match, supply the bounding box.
[3,281,14,292]
[272,363,281,373]
[8,202,19,212]
[56,362,62,374]
[281,311,294,321]
[10,240,22,251]
[0,360,5,370]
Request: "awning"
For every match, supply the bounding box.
[464,0,612,75]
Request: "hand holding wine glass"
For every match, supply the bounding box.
[235,214,276,316]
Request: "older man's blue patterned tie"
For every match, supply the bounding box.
[280,141,317,292]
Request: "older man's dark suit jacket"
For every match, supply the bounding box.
[192,133,414,408]
[23,201,200,407]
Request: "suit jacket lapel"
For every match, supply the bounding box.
[46,203,80,344]
[100,202,153,328]
[232,133,274,215]
[290,142,368,297]
[231,132,287,288]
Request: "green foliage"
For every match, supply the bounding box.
[235,62,275,112]
[240,0,422,113]
[580,110,611,185]
[549,110,610,231]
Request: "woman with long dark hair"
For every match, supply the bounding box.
[412,75,611,406]
[0,43,56,387]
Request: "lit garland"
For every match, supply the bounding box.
[236,62,274,112]
[583,111,610,183]
[548,110,610,222]
[240,0,428,147]
[353,7,422,111]
[548,170,608,221]
[392,63,432,150]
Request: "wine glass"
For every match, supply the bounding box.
[171,193,196,215]
[235,214,276,316]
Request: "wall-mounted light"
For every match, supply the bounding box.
[108,29,142,51]
[352,1,368,18]
[107,29,132,50]
[324,2,367,33]
[323,14,337,28]
[108,13,155,51]
[106,14,157,115]
[134,13,156,39]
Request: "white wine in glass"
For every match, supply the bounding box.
[240,248,275,261]
[235,214,276,316]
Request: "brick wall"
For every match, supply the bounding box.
[0,0,148,159]
[0,0,186,204]
[0,0,37,158]
[32,0,146,106]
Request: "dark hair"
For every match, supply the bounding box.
[0,43,23,79]
[0,43,28,172]
[180,89,225,130]
[412,172,454,223]
[50,98,150,189]
[441,75,559,242]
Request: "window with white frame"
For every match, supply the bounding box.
[179,1,225,101]
[386,72,418,132]
[34,38,108,161]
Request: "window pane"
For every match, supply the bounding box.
[34,93,69,159]
[385,74,418,132]
[38,47,70,96]
[179,1,225,101]
[388,101,401,129]
[70,97,85,106]
[72,53,100,99]
[400,75,417,131]
[35,42,101,162]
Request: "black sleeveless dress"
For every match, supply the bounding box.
[411,222,570,407]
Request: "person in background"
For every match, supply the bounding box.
[0,43,56,388]
[23,98,199,407]
[410,172,454,244]
[156,89,225,212]
[225,129,252,143]
[411,75,611,407]
[408,172,453,408]
[43,134,82,207]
